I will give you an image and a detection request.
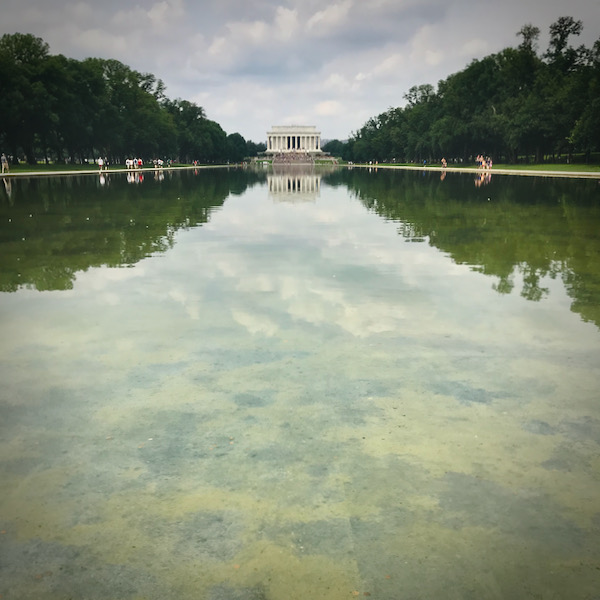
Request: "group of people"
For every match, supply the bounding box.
[125,158,143,169]
[272,151,314,165]
[99,158,170,170]
[476,154,493,169]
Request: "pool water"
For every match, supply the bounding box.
[1,167,599,599]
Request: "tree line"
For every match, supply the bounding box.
[0,33,266,165]
[324,17,600,165]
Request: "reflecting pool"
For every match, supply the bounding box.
[1,167,599,599]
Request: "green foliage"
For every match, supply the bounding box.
[226,133,247,162]
[325,168,600,326]
[245,139,267,157]
[322,139,348,159]
[0,33,261,165]
[341,16,600,165]
[0,169,267,292]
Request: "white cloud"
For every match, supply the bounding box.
[372,52,406,77]
[306,0,353,35]
[208,36,228,58]
[70,2,94,21]
[460,38,491,59]
[315,100,343,116]
[73,28,130,56]
[148,0,185,26]
[273,6,300,41]
[226,19,270,45]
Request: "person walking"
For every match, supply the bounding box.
[1,153,9,174]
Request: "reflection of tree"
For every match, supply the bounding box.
[325,169,600,328]
[0,169,266,292]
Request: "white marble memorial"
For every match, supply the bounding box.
[266,125,322,154]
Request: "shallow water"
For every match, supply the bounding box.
[1,167,599,599]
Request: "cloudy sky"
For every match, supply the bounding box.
[2,0,599,143]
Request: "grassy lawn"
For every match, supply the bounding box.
[352,161,600,173]
[6,163,119,173]
[491,163,600,172]
[4,161,599,175]
[3,162,199,174]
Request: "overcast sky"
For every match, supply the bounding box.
[2,0,599,143]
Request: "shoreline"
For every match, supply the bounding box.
[1,163,599,180]
[0,164,233,178]
[349,163,600,179]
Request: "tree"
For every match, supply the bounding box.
[245,140,266,157]
[545,16,584,72]
[0,33,51,163]
[568,38,600,158]
[322,139,346,157]
[404,84,435,107]
[226,133,247,162]
[516,24,540,54]
[164,99,207,162]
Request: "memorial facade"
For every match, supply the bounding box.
[266,125,322,154]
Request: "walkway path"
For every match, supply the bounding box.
[0,165,230,178]
[2,164,599,179]
[352,164,600,179]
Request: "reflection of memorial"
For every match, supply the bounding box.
[268,167,321,203]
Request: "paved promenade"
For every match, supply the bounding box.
[2,163,599,179]
[0,164,232,178]
[352,164,600,179]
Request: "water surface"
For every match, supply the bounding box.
[1,168,599,599]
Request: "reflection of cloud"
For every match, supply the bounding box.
[76,265,146,289]
[169,289,201,320]
[232,309,279,336]
[284,281,409,337]
[52,178,596,356]
[189,192,444,338]
[236,274,276,293]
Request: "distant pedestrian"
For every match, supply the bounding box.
[98,157,104,171]
[1,153,8,174]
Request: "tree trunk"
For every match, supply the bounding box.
[26,146,37,165]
